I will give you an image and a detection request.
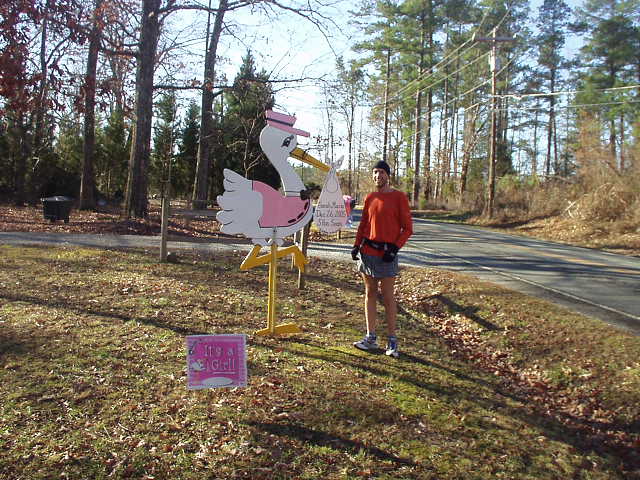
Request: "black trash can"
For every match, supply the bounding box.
[42,196,73,223]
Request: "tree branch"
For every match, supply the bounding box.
[153,73,325,93]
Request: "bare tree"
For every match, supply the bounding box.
[79,0,103,210]
[191,0,228,210]
[123,0,162,218]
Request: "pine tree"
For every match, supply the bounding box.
[151,91,178,198]
[216,51,275,194]
[574,0,640,168]
[535,0,571,177]
[396,0,444,206]
[175,100,200,199]
[97,108,130,201]
[353,0,404,168]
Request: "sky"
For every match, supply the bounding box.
[176,0,588,164]
[218,1,356,154]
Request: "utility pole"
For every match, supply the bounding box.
[474,28,515,218]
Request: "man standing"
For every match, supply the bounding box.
[351,161,413,357]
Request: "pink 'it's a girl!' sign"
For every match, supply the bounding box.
[186,335,247,389]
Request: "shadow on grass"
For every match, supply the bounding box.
[278,338,639,473]
[0,291,211,338]
[395,303,640,473]
[272,339,503,405]
[0,325,33,358]
[302,269,363,296]
[399,295,500,331]
[246,421,415,466]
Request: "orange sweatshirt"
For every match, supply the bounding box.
[355,190,413,257]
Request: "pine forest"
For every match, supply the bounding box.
[1,0,638,229]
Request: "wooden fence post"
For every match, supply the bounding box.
[160,197,170,262]
[297,221,311,290]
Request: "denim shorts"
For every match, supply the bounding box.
[357,253,399,278]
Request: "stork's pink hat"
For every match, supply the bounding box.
[265,110,310,137]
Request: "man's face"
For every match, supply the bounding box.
[373,168,388,187]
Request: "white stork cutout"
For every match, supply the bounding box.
[216,110,329,335]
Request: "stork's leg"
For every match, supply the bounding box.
[246,243,303,337]
[240,244,308,272]
[240,245,270,271]
[277,245,308,272]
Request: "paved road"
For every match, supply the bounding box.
[281,216,640,335]
[2,219,639,335]
[403,219,640,334]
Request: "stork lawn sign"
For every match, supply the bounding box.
[216,110,345,336]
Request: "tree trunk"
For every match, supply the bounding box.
[608,66,617,161]
[552,111,559,174]
[449,25,462,181]
[532,100,539,176]
[440,30,450,197]
[80,0,102,210]
[412,88,423,207]
[347,98,355,194]
[423,88,432,202]
[545,74,556,177]
[422,19,434,204]
[192,0,228,209]
[13,118,29,206]
[123,0,161,218]
[29,0,53,203]
[609,118,617,161]
[459,107,477,199]
[411,10,427,207]
[356,111,364,200]
[405,125,412,191]
[485,38,498,218]
[382,48,391,164]
[441,70,450,196]
[619,112,626,171]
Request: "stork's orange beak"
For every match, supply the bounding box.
[290,148,330,172]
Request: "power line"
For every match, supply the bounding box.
[385,49,491,110]
[388,40,481,102]
[384,7,507,105]
[495,84,640,100]
[389,55,516,134]
[492,99,640,113]
[388,7,493,101]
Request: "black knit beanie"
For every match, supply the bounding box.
[373,160,391,176]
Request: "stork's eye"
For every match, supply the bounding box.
[281,135,294,147]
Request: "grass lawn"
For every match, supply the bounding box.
[1,245,639,479]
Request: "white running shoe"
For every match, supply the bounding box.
[354,335,379,351]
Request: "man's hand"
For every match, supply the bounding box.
[382,244,399,262]
[351,246,360,261]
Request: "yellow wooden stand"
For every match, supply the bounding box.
[242,239,303,337]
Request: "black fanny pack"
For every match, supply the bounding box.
[364,238,392,251]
